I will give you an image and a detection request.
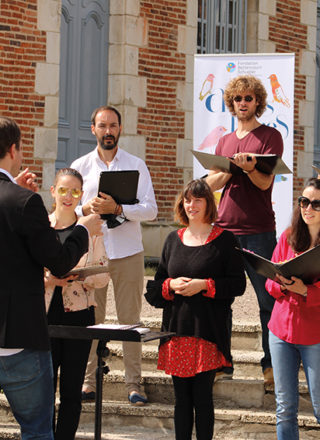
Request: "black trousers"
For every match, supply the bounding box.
[48,289,95,440]
[172,370,216,440]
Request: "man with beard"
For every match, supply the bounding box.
[71,106,157,405]
[206,76,283,385]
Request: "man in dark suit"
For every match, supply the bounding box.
[0,116,102,440]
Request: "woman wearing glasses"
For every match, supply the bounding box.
[44,168,108,439]
[265,177,320,439]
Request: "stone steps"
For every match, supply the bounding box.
[0,316,319,439]
[0,396,319,440]
[98,369,312,411]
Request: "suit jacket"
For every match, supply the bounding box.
[0,172,89,350]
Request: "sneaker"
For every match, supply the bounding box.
[263,367,274,386]
[128,392,147,406]
[81,390,95,401]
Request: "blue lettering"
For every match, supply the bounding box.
[275,116,289,139]
[205,88,225,113]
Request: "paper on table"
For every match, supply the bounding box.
[87,324,150,334]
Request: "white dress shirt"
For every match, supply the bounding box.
[71,147,158,260]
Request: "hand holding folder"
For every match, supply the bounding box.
[192,150,292,175]
[236,246,320,284]
[97,170,139,227]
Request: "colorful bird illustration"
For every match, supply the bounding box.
[198,126,227,152]
[268,74,290,108]
[199,74,215,101]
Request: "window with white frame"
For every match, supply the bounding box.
[197,0,247,54]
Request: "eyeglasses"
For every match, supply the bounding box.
[298,196,320,211]
[233,95,254,103]
[57,186,82,199]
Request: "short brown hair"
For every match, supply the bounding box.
[90,106,121,126]
[224,75,267,118]
[0,116,21,159]
[174,179,217,226]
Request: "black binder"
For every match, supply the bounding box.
[97,170,139,222]
[236,245,320,284]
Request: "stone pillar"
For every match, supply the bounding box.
[36,0,61,206]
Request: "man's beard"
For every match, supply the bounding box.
[99,134,120,150]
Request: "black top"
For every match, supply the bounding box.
[0,172,88,350]
[145,228,246,361]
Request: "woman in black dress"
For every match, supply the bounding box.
[146,179,246,440]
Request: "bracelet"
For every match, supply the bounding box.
[243,167,255,175]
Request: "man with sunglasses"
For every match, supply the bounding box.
[0,117,102,439]
[206,75,283,385]
[71,106,158,405]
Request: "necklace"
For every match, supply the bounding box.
[185,226,212,246]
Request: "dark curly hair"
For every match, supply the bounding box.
[288,178,320,252]
[224,75,267,118]
[174,179,217,226]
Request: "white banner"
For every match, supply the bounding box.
[193,53,295,236]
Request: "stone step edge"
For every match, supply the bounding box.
[105,316,261,333]
[79,401,319,428]
[0,404,318,434]
[102,370,310,393]
[107,343,264,363]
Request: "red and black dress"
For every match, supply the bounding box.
[145,225,246,440]
[154,225,246,377]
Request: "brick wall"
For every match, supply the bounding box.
[138,1,187,222]
[0,0,46,185]
[269,0,310,199]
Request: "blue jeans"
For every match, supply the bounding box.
[269,331,320,439]
[237,231,276,370]
[0,349,54,440]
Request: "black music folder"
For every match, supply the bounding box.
[98,170,139,222]
[236,245,320,284]
[192,150,292,175]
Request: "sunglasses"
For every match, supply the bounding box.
[233,95,254,103]
[298,196,320,211]
[57,186,82,199]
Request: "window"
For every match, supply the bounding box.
[197,0,247,54]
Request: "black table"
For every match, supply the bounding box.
[48,325,173,440]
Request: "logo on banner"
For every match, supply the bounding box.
[226,62,236,73]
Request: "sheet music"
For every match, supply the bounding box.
[87,323,150,334]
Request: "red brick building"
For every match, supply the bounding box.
[0,0,318,254]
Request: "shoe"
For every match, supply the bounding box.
[214,370,233,382]
[128,392,147,406]
[81,390,95,401]
[263,367,274,386]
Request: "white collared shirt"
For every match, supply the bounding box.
[71,147,158,260]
